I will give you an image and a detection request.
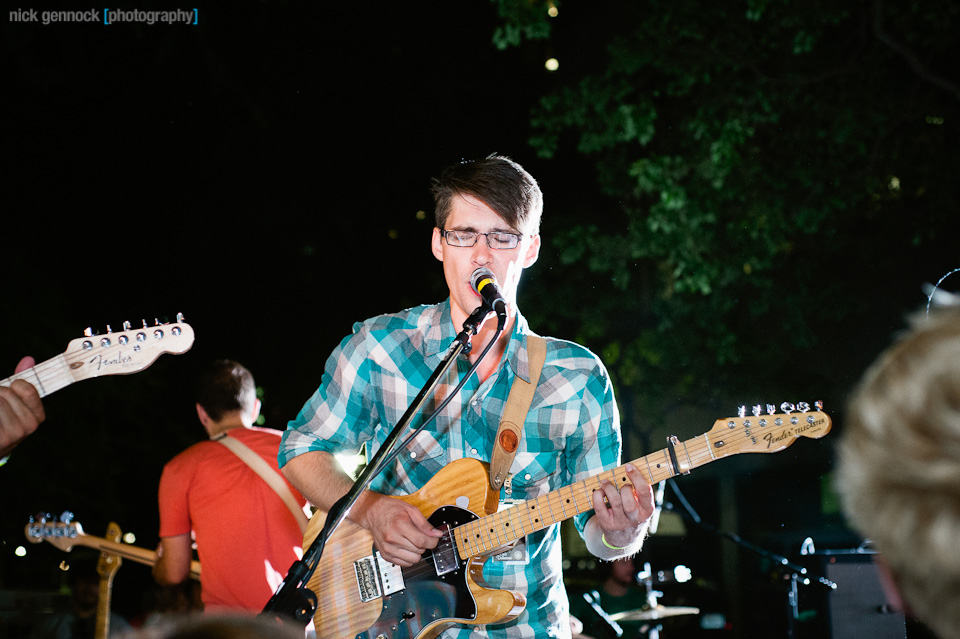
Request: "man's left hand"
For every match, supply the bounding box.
[590,463,655,549]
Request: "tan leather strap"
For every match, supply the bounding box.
[218,435,309,534]
[489,335,547,492]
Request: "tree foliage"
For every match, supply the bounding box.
[495,0,959,419]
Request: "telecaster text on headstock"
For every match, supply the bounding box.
[762,414,828,448]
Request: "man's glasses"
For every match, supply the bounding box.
[441,229,524,250]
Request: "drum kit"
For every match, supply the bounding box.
[571,562,700,639]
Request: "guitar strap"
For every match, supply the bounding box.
[489,335,547,493]
[217,434,309,534]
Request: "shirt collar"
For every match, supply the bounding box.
[423,299,536,383]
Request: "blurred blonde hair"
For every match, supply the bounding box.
[837,307,960,638]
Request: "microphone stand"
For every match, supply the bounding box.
[261,303,504,625]
[662,478,835,639]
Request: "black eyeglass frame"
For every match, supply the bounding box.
[440,229,525,250]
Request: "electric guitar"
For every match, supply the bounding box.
[0,314,194,398]
[96,522,123,639]
[304,404,832,639]
[25,517,202,581]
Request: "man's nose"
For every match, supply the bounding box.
[471,236,494,264]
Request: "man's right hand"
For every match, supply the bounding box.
[356,492,443,567]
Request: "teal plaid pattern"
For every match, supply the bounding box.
[281,300,622,638]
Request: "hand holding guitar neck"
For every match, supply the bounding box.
[0,314,193,460]
[0,314,195,399]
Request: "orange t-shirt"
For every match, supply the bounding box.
[158,427,307,611]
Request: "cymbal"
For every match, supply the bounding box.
[609,605,700,622]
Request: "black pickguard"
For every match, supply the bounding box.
[359,505,478,639]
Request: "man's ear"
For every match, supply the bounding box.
[250,398,262,425]
[195,403,210,426]
[431,227,444,262]
[522,234,541,269]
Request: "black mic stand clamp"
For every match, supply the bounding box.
[261,304,497,626]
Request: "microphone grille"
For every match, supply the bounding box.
[471,267,497,293]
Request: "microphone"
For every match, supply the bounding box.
[471,267,507,318]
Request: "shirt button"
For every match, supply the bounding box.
[471,448,478,455]
[409,452,417,459]
[524,473,532,480]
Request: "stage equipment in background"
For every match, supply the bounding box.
[25,512,201,580]
[804,545,907,639]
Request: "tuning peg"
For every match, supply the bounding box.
[154,318,161,326]
[752,405,762,417]
[60,511,74,524]
[780,402,796,414]
[737,406,746,418]
[815,400,824,411]
[106,324,113,333]
[123,320,131,330]
[84,327,94,337]
[766,404,776,415]
[176,312,185,322]
[797,401,811,413]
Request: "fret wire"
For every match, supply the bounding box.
[514,506,526,539]
[680,440,693,472]
[556,487,568,520]
[490,512,504,548]
[543,491,558,527]
[644,454,657,484]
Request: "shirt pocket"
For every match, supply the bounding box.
[508,437,562,499]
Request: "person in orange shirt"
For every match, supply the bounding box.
[153,359,309,612]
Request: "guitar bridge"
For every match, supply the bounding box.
[432,524,459,576]
[354,552,405,603]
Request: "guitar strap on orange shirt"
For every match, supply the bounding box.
[489,335,547,494]
[217,434,309,534]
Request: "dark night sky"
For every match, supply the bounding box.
[2,2,956,634]
[4,1,560,402]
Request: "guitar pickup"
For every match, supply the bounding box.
[432,524,459,576]
[354,552,405,603]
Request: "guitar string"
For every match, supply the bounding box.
[366,414,829,591]
[454,413,828,556]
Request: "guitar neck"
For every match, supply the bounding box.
[96,572,115,639]
[74,536,202,581]
[0,317,194,399]
[455,411,830,558]
[1,356,76,398]
[454,441,690,558]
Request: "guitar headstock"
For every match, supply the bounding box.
[63,314,194,383]
[98,522,123,579]
[24,513,84,552]
[705,401,832,458]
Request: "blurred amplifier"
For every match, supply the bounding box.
[813,549,906,639]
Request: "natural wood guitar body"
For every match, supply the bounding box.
[305,458,524,639]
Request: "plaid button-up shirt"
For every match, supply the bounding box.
[280,300,623,638]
